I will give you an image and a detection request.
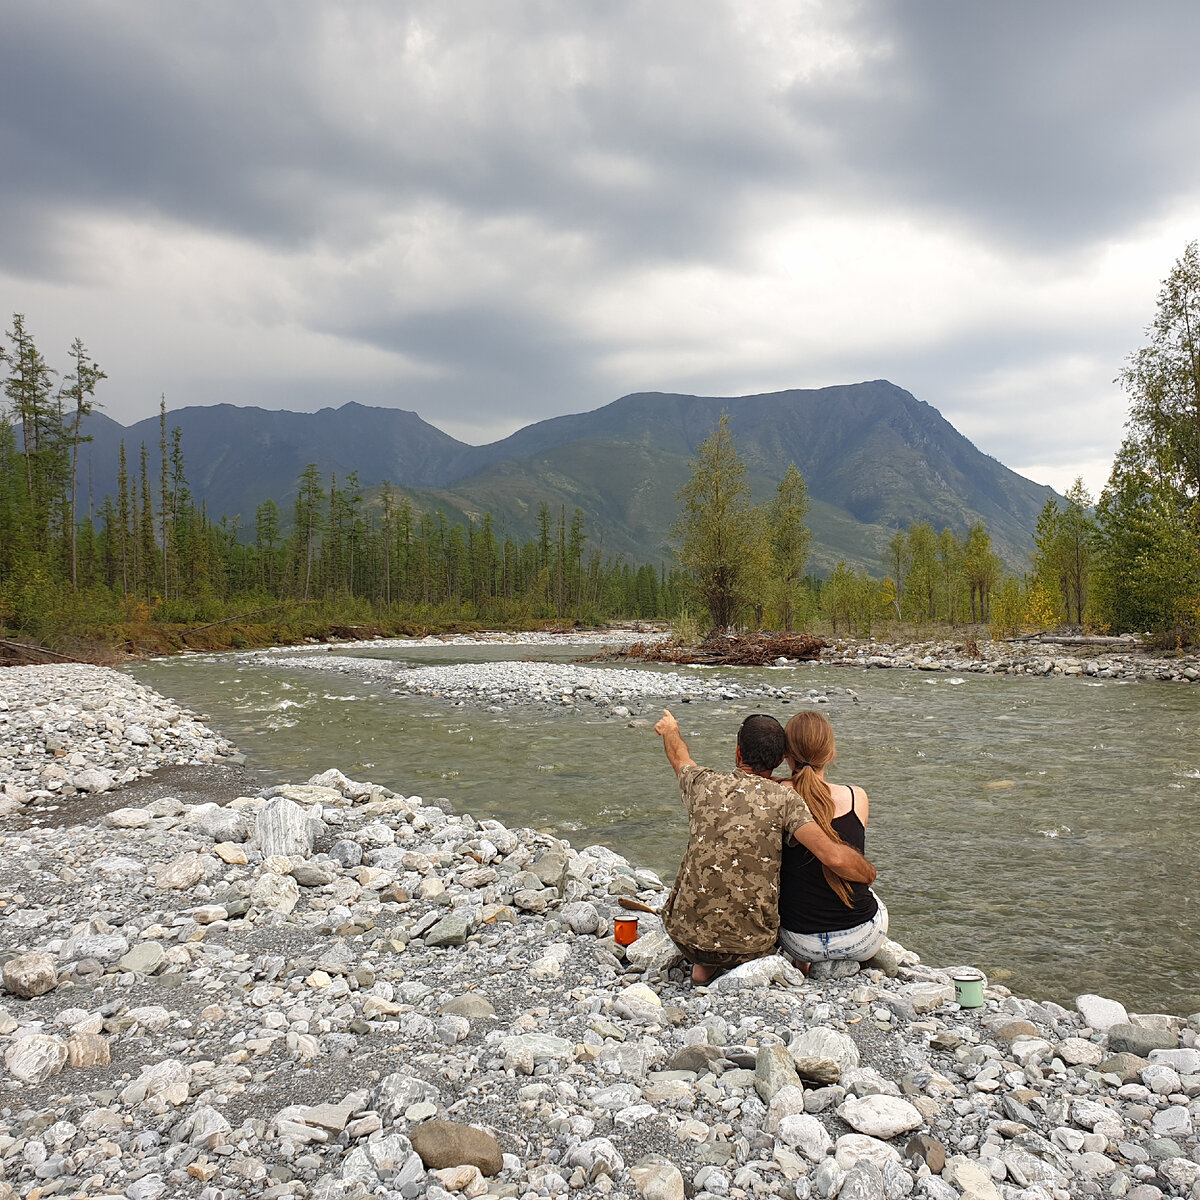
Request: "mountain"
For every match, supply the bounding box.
[75,381,1057,574]
[78,402,469,528]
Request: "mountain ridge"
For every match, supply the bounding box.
[74,381,1056,575]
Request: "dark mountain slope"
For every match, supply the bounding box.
[81,402,469,522]
[74,381,1055,573]
[439,382,1053,569]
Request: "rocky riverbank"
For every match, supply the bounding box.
[820,638,1200,685]
[0,668,1197,1199]
[0,665,243,811]
[0,759,1198,1200]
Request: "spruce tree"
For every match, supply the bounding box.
[60,337,106,589]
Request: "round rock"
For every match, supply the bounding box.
[790,1026,860,1075]
[410,1119,503,1176]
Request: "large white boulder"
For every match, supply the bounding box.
[1075,993,1129,1033]
[837,1095,924,1139]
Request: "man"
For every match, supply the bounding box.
[655,708,876,983]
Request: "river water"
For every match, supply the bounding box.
[130,640,1200,1016]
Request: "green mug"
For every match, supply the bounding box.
[953,969,985,1008]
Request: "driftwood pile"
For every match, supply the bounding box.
[585,631,827,667]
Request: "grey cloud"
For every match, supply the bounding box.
[1,5,361,251]
[7,1,1199,271]
[346,304,589,381]
[794,1,1200,250]
[100,301,613,437]
[0,2,814,270]
[2,0,1196,483]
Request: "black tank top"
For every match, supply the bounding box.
[779,787,879,934]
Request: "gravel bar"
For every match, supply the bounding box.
[821,637,1200,685]
[0,665,243,810]
[250,654,847,715]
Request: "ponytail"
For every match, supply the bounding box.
[786,712,855,908]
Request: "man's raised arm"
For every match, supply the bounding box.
[654,709,696,778]
[792,822,877,884]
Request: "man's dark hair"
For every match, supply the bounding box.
[737,713,785,772]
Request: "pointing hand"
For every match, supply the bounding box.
[654,709,678,738]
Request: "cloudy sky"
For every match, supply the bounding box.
[3,1,1200,496]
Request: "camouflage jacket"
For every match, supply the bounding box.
[662,764,813,959]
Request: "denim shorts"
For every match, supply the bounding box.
[776,894,889,963]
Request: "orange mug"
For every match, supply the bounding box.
[613,916,639,946]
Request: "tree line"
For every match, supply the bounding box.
[673,242,1200,644]
[0,316,686,644]
[1021,243,1200,644]
[671,413,1011,638]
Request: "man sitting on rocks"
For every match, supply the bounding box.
[655,709,876,983]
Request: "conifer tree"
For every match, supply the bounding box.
[116,441,132,596]
[674,414,761,633]
[138,443,158,601]
[60,338,105,589]
[2,315,61,555]
[0,414,23,580]
[159,398,171,599]
[294,463,323,601]
[567,509,586,612]
[252,499,278,596]
[769,463,811,630]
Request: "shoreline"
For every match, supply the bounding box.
[0,758,1197,1199]
[234,626,1200,688]
[8,617,1199,693]
[0,664,1198,1197]
[211,630,1200,719]
[819,637,1200,685]
[0,622,672,667]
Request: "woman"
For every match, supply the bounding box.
[777,710,888,964]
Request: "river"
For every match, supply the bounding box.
[129,639,1200,1016]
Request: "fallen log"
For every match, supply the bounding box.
[0,638,78,664]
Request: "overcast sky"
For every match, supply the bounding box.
[3,1,1200,496]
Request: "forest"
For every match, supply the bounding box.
[2,244,1199,656]
[0,324,683,654]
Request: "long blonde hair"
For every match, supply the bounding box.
[785,710,854,907]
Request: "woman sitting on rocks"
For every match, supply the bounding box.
[777,710,888,968]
